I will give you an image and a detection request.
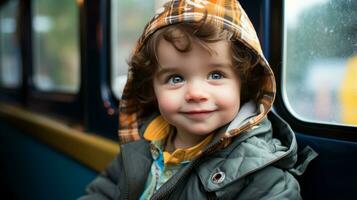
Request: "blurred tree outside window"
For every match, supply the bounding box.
[111,0,169,99]
[32,0,80,93]
[283,0,357,126]
[0,0,21,88]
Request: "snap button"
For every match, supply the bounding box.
[211,171,225,184]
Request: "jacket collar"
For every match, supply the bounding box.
[196,113,298,192]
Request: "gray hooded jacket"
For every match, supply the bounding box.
[79,102,316,200]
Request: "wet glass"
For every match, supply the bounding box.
[111,0,161,99]
[283,0,357,126]
[32,0,80,93]
[0,0,21,88]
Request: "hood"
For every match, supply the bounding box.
[118,0,276,144]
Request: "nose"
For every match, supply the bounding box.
[184,81,208,102]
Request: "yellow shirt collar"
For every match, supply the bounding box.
[144,116,214,165]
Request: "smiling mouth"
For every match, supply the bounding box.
[183,110,214,114]
[180,110,216,120]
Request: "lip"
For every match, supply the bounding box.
[180,110,216,120]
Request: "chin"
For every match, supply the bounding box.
[185,126,216,136]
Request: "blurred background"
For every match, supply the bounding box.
[284,0,357,125]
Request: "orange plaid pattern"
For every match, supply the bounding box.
[118,0,276,144]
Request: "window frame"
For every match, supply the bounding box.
[0,0,119,140]
[79,0,118,140]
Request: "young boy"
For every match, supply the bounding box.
[80,0,316,199]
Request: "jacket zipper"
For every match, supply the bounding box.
[150,141,223,200]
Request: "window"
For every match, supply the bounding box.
[0,0,21,88]
[32,0,80,93]
[111,0,168,99]
[283,0,357,126]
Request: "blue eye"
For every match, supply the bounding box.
[208,72,224,80]
[168,75,184,84]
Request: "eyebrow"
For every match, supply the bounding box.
[155,62,233,77]
[208,62,233,69]
[155,66,178,78]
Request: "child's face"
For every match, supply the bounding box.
[153,39,241,138]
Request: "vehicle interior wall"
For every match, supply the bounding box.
[295,132,357,200]
[0,120,97,200]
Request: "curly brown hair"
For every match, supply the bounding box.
[126,22,265,118]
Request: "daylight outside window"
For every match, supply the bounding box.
[283,0,357,126]
[0,0,21,88]
[32,0,80,93]
[111,0,169,99]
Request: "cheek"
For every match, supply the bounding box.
[215,84,241,108]
[214,84,241,122]
[216,92,240,113]
[155,90,181,115]
[217,91,240,124]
